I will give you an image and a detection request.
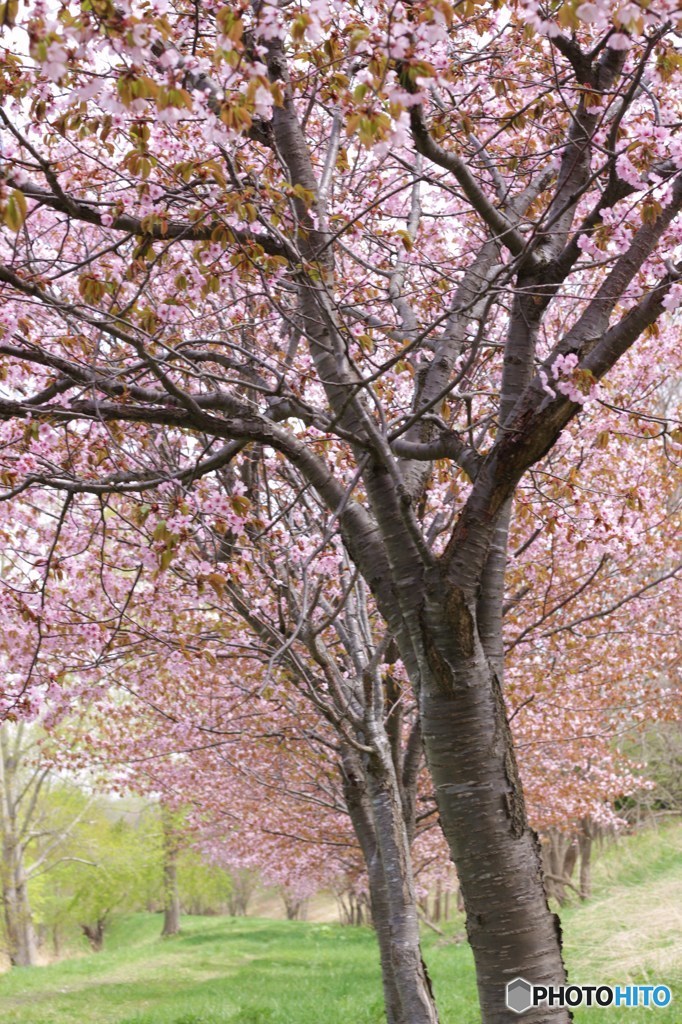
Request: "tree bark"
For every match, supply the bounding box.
[161,851,181,936]
[366,751,438,1024]
[343,753,403,1024]
[2,861,39,967]
[433,881,442,924]
[342,744,438,1024]
[419,591,570,1023]
[563,839,579,884]
[1,727,39,968]
[161,809,181,937]
[542,831,575,905]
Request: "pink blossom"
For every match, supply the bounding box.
[43,41,69,83]
[662,282,682,312]
[551,352,579,379]
[576,3,601,23]
[608,33,631,51]
[538,369,556,398]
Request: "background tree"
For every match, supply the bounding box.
[0,723,96,966]
[41,802,162,953]
[175,848,233,918]
[9,488,441,1022]
[0,723,41,967]
[160,803,181,937]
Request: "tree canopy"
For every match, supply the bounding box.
[1,1,681,1021]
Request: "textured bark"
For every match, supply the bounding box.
[2,22,678,1024]
[229,555,437,1023]
[342,744,438,1024]
[370,866,405,1024]
[366,753,438,1024]
[475,497,513,679]
[419,586,571,1023]
[477,272,544,678]
[343,752,403,1024]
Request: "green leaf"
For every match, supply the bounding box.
[4,190,27,232]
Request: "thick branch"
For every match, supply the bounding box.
[406,106,532,263]
[4,176,291,258]
[392,433,481,479]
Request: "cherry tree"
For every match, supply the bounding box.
[0,427,677,1004]
[0,719,102,965]
[1,1,682,1021]
[0,466,441,999]
[504,411,681,897]
[52,499,440,1021]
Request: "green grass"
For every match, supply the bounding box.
[1,822,680,1023]
[559,819,682,1021]
[0,916,402,1024]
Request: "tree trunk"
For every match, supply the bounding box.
[433,881,442,924]
[282,893,308,920]
[161,815,181,937]
[81,918,106,952]
[365,752,438,1024]
[227,868,255,916]
[403,264,571,1021]
[578,826,593,901]
[370,863,407,1024]
[341,890,370,927]
[341,745,438,1024]
[3,866,39,967]
[563,839,579,882]
[1,726,39,968]
[419,598,570,1024]
[161,854,181,936]
[345,774,402,1024]
[541,830,576,906]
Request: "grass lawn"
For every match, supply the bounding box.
[1,821,680,1023]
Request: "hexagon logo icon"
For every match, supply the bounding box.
[506,977,533,1014]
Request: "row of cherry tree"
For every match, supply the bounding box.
[0,0,681,1020]
[1,391,678,983]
